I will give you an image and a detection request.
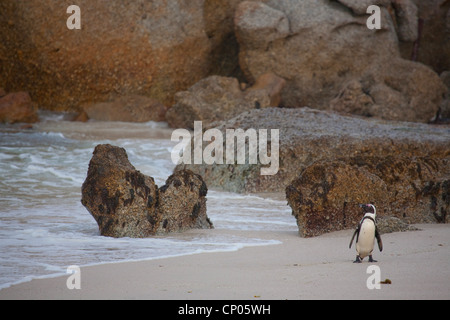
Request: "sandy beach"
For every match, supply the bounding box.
[1,224,449,300]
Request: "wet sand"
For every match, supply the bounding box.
[1,224,449,300]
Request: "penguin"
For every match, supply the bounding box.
[349,204,383,263]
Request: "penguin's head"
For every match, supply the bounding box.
[360,204,376,217]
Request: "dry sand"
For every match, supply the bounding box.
[1,224,449,300]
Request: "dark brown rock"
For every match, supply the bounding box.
[440,71,450,119]
[81,144,212,238]
[330,80,375,116]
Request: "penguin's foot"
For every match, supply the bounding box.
[369,255,378,263]
[353,256,362,263]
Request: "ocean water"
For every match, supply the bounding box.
[0,115,297,289]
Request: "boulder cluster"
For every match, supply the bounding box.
[178,108,449,236]
[1,0,449,122]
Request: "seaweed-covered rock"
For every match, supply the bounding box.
[81,144,159,238]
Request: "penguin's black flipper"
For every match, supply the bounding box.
[375,228,383,252]
[349,228,359,249]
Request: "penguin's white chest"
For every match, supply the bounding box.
[356,220,376,259]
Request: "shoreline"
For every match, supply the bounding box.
[1,225,449,300]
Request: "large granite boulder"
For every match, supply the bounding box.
[234,0,446,122]
[0,0,213,111]
[81,144,212,238]
[166,73,285,129]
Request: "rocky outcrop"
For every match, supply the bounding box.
[0,91,39,124]
[177,108,450,193]
[158,170,212,232]
[166,73,285,129]
[0,0,215,112]
[234,0,446,122]
[175,108,449,236]
[81,144,212,238]
[286,161,390,237]
[2,0,447,124]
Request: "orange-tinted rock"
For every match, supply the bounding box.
[83,95,168,123]
[0,92,39,124]
[0,0,214,112]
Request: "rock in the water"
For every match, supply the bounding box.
[157,170,212,233]
[81,145,159,238]
[0,92,39,124]
[81,144,212,238]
